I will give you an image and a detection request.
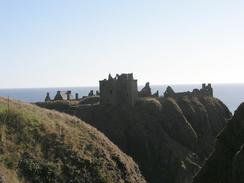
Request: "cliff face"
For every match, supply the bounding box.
[193,102,244,183]
[37,96,231,183]
[0,98,146,183]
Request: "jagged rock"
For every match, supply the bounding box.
[164,86,175,97]
[88,90,94,96]
[139,82,152,97]
[193,102,244,183]
[45,92,51,102]
[152,91,159,97]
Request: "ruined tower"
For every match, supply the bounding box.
[99,73,138,106]
[201,83,213,97]
[45,92,51,102]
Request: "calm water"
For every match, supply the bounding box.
[0,84,243,113]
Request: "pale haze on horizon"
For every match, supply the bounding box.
[0,0,244,89]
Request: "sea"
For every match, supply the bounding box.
[0,84,244,113]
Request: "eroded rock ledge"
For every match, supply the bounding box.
[193,102,244,183]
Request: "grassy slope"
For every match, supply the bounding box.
[0,98,146,183]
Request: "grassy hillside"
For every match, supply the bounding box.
[0,98,146,183]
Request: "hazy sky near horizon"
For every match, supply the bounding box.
[0,0,244,88]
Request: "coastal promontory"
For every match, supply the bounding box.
[37,94,231,183]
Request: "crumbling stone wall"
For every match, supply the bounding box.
[99,73,138,106]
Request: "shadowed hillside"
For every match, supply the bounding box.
[37,96,231,183]
[0,98,146,183]
[193,102,244,183]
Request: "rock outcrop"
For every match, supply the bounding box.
[193,102,244,183]
[88,90,94,96]
[139,82,152,97]
[37,95,231,183]
[0,98,146,183]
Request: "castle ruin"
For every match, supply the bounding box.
[200,83,213,97]
[139,82,152,97]
[54,90,73,101]
[164,83,213,98]
[43,73,214,106]
[99,73,138,106]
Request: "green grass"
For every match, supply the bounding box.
[0,98,146,183]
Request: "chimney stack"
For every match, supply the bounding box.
[75,93,79,100]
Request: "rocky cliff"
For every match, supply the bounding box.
[37,96,231,183]
[0,98,146,183]
[193,102,244,183]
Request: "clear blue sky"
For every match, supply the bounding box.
[0,0,244,88]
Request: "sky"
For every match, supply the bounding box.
[0,0,244,88]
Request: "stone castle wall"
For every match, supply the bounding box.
[99,74,138,106]
[164,83,213,98]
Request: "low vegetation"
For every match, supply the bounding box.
[0,98,146,183]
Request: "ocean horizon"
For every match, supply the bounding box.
[0,84,243,113]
